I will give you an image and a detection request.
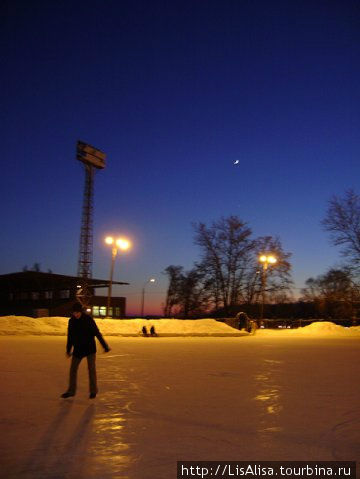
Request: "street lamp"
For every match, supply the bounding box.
[258,254,277,320]
[105,236,131,317]
[141,278,156,317]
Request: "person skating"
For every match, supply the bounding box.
[61,302,110,399]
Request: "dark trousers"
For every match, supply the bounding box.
[67,353,97,395]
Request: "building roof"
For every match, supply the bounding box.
[0,271,129,290]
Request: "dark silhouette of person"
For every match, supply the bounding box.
[61,302,110,399]
[236,312,248,330]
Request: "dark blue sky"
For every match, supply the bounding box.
[2,0,360,314]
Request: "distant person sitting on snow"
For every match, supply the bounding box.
[61,302,110,399]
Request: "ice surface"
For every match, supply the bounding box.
[0,331,359,479]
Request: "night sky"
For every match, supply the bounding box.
[2,0,360,315]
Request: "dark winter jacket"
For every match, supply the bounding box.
[66,313,109,358]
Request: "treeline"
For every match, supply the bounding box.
[22,263,53,273]
[163,216,292,318]
[163,190,360,319]
[300,189,360,320]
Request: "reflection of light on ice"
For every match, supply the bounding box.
[84,366,138,478]
[255,389,278,402]
[253,358,284,445]
[254,389,283,415]
[259,426,283,432]
[267,404,283,415]
[88,411,133,476]
[95,415,125,431]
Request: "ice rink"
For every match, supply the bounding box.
[0,334,359,478]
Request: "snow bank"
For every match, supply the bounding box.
[0,316,245,337]
[0,316,69,336]
[0,317,359,338]
[96,318,246,337]
[257,321,360,337]
[291,321,360,336]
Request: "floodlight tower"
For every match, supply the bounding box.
[76,141,106,304]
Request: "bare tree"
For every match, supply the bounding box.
[301,268,360,318]
[179,268,210,318]
[193,216,254,314]
[322,189,360,266]
[164,216,293,316]
[163,265,183,317]
[301,277,321,302]
[163,265,210,317]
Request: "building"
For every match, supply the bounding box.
[0,271,128,318]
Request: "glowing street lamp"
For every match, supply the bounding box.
[105,236,131,317]
[141,278,156,317]
[259,254,277,267]
[258,254,277,320]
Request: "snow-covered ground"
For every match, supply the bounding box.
[0,320,359,479]
[0,316,246,336]
[1,315,360,337]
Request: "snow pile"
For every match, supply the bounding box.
[257,321,360,337]
[293,321,360,336]
[0,316,69,336]
[94,318,246,337]
[1,316,360,338]
[0,316,245,337]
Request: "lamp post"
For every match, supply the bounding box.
[141,278,155,317]
[258,254,277,320]
[105,236,131,317]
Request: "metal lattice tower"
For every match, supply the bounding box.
[77,163,95,278]
[76,141,106,304]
